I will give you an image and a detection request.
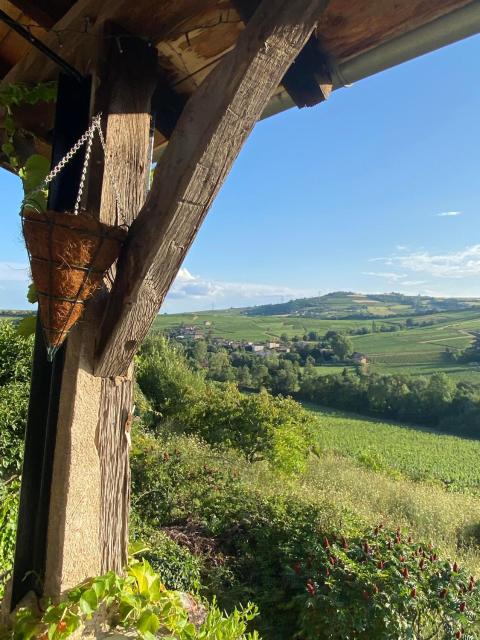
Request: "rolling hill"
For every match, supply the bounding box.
[243,291,480,319]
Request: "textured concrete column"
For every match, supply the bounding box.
[44,317,103,595]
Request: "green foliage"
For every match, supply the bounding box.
[298,369,480,436]
[131,430,344,637]
[137,336,314,472]
[325,331,353,360]
[135,531,202,593]
[0,82,56,169]
[1,559,259,640]
[0,322,33,478]
[291,527,480,639]
[0,478,19,598]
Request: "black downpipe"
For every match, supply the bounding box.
[10,73,91,609]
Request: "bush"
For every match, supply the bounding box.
[130,430,345,638]
[136,336,314,473]
[134,531,202,593]
[0,322,32,479]
[0,477,19,598]
[291,526,480,639]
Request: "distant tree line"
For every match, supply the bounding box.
[176,332,480,439]
[298,368,480,438]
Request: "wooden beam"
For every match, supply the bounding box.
[5,1,60,28]
[42,32,157,595]
[231,0,332,107]
[151,72,187,140]
[95,0,330,377]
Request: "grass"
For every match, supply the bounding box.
[290,404,480,572]
[301,451,480,573]
[306,404,480,492]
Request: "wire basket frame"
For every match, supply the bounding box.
[22,209,127,360]
[21,114,128,361]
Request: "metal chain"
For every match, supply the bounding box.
[25,113,125,223]
[73,116,96,214]
[30,116,100,197]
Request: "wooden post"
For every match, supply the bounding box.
[11,73,91,609]
[96,0,331,377]
[43,32,157,596]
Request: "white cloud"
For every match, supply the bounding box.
[436,211,462,217]
[362,271,407,282]
[390,245,480,278]
[166,269,308,308]
[0,262,29,282]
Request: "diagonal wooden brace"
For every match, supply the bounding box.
[95,0,330,377]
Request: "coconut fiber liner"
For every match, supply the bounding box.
[22,209,127,355]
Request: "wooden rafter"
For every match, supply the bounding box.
[95,0,331,376]
[231,0,331,107]
[5,1,59,28]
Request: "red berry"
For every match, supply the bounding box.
[419,559,425,570]
[57,622,67,633]
[399,555,405,563]
[377,561,384,570]
[410,588,416,598]
[323,537,330,549]
[306,582,316,596]
[440,588,448,599]
[329,555,335,566]
[456,632,462,639]
[402,567,409,579]
[453,562,459,572]
[459,602,466,613]
[363,542,370,554]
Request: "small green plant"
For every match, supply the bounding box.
[1,560,260,640]
[290,526,480,639]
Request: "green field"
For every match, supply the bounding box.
[307,404,480,492]
[154,307,480,383]
[153,311,371,341]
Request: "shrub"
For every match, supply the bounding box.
[0,321,32,479]
[136,336,314,473]
[134,531,202,593]
[0,477,19,598]
[130,430,344,638]
[290,526,480,639]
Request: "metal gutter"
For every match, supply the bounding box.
[262,1,480,119]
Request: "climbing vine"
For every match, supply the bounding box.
[0,81,56,170]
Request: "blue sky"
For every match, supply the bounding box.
[1,34,480,312]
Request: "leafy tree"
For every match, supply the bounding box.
[325,331,353,360]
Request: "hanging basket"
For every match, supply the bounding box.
[22,208,127,359]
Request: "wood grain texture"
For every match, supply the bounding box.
[92,32,156,573]
[317,0,474,61]
[95,0,331,377]
[96,373,133,573]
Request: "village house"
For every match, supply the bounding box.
[352,352,368,365]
